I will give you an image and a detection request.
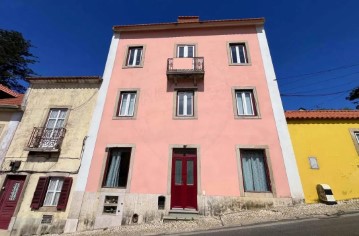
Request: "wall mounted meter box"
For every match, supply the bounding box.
[316,184,337,205]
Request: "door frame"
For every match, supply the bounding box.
[0,174,28,230]
[167,145,201,208]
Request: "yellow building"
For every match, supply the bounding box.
[0,76,101,235]
[286,110,359,203]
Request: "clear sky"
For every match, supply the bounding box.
[1,0,358,110]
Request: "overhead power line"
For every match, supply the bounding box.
[281,89,352,97]
[278,63,359,80]
[285,79,358,94]
[280,71,359,92]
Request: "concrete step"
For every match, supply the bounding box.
[163,209,199,222]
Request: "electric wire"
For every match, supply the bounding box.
[281,89,352,97]
[278,63,359,80]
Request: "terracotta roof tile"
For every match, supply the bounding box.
[285,110,359,119]
[0,84,19,97]
[0,94,24,107]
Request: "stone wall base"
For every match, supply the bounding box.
[75,192,297,231]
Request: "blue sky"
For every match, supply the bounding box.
[1,0,358,110]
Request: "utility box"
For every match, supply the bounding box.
[316,184,337,205]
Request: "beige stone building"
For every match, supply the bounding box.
[0,76,101,235]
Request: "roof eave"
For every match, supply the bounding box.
[0,104,21,110]
[113,18,265,33]
[27,76,102,84]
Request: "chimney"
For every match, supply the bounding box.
[177,16,200,23]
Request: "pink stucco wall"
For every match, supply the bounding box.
[86,25,291,198]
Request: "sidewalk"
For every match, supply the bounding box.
[57,199,359,236]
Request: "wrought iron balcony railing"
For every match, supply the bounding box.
[167,57,204,85]
[27,127,66,151]
[167,57,204,73]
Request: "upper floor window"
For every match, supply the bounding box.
[46,109,67,130]
[235,90,257,116]
[126,46,143,67]
[229,43,249,64]
[40,108,68,148]
[118,92,137,117]
[177,91,194,117]
[177,45,195,58]
[349,129,359,155]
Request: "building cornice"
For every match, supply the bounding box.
[113,17,265,33]
[27,76,102,84]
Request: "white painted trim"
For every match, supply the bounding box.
[256,26,304,200]
[75,34,120,191]
[0,111,22,166]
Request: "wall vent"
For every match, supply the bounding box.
[41,215,53,224]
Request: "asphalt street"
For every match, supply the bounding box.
[173,213,359,236]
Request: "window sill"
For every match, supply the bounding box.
[173,116,198,120]
[234,115,261,119]
[229,63,252,66]
[112,116,136,120]
[37,206,58,212]
[244,192,273,198]
[122,65,143,69]
[100,187,127,193]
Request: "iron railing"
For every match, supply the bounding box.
[27,127,66,150]
[167,57,204,73]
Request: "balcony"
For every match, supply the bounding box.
[167,57,204,85]
[26,127,66,152]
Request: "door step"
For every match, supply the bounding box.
[163,209,199,222]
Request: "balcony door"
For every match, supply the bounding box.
[177,45,195,58]
[40,109,67,148]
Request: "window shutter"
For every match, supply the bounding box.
[30,177,49,210]
[56,177,73,211]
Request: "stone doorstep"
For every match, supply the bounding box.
[163,209,200,221]
[0,230,9,236]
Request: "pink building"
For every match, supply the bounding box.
[65,16,304,232]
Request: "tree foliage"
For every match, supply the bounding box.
[0,29,37,93]
[346,86,359,109]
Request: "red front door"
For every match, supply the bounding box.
[171,153,197,209]
[0,175,26,229]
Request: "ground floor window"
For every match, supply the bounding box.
[103,148,131,188]
[241,149,270,192]
[31,176,73,210]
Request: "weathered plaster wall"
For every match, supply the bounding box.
[287,119,359,203]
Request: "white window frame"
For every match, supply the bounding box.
[177,91,194,117]
[235,91,255,116]
[308,157,319,169]
[127,47,143,66]
[230,43,248,64]
[177,45,195,58]
[45,109,67,134]
[355,132,359,144]
[118,92,136,117]
[43,178,63,206]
